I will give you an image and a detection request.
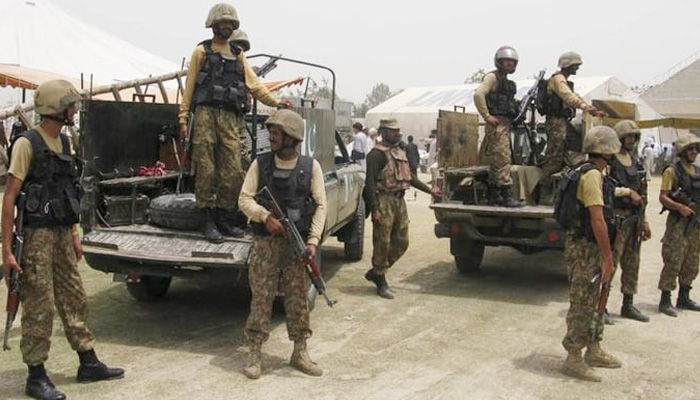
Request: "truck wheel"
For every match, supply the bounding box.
[148,194,202,231]
[344,199,365,261]
[452,239,485,274]
[126,275,172,302]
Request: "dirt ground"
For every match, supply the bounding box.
[2,175,700,400]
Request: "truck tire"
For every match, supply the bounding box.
[452,239,485,274]
[148,194,202,231]
[344,199,365,261]
[126,275,172,302]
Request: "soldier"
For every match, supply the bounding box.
[657,133,700,317]
[2,80,124,400]
[540,52,605,177]
[230,29,250,52]
[179,3,284,243]
[238,109,327,379]
[363,118,442,299]
[610,120,651,322]
[473,46,522,207]
[561,126,622,382]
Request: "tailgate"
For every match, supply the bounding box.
[431,203,554,220]
[82,225,251,268]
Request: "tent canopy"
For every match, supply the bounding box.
[366,76,662,143]
[0,0,180,84]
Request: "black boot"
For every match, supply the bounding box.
[659,290,678,317]
[216,208,245,237]
[488,185,504,206]
[364,269,394,299]
[77,349,125,383]
[500,186,523,208]
[25,364,66,400]
[677,285,700,311]
[621,294,650,322]
[201,208,224,243]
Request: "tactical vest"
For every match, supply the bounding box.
[610,155,646,210]
[547,73,576,119]
[555,163,616,243]
[669,161,700,218]
[374,143,412,193]
[486,71,518,118]
[16,130,82,227]
[192,40,250,114]
[251,153,316,239]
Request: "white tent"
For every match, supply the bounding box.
[0,0,179,86]
[366,76,662,145]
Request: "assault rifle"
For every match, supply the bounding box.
[589,273,611,342]
[4,191,26,351]
[514,70,546,166]
[664,187,700,235]
[257,186,337,308]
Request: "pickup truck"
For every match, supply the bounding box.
[429,108,564,273]
[78,58,365,306]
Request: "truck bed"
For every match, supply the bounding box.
[82,224,251,269]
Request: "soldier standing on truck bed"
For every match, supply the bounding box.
[539,52,606,177]
[238,109,327,379]
[609,120,652,322]
[179,3,284,243]
[657,133,700,317]
[363,118,442,299]
[560,126,622,382]
[2,80,124,400]
[473,46,522,207]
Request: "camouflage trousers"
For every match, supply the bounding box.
[371,193,409,275]
[658,214,700,291]
[20,227,95,366]
[192,106,246,210]
[244,235,311,345]
[613,210,642,295]
[541,117,587,177]
[562,233,604,352]
[483,120,513,186]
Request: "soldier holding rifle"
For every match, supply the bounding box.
[238,109,327,379]
[2,80,123,400]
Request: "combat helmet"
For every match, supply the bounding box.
[613,120,641,141]
[230,29,250,51]
[266,109,305,141]
[205,3,240,29]
[582,126,621,155]
[494,46,519,68]
[675,133,700,154]
[34,79,81,116]
[558,51,583,69]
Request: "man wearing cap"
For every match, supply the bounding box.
[561,126,622,382]
[474,46,522,207]
[609,120,651,322]
[3,80,124,400]
[540,52,605,177]
[363,118,442,299]
[179,3,284,243]
[238,109,327,379]
[657,133,700,317]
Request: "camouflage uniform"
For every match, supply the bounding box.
[658,214,700,291]
[192,105,245,209]
[614,209,642,295]
[371,194,409,274]
[244,236,311,345]
[485,120,514,186]
[20,228,95,366]
[562,232,604,352]
[541,117,568,177]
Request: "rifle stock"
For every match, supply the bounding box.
[4,191,26,351]
[257,186,336,308]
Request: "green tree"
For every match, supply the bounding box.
[354,103,370,118]
[365,82,393,109]
[464,68,486,84]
